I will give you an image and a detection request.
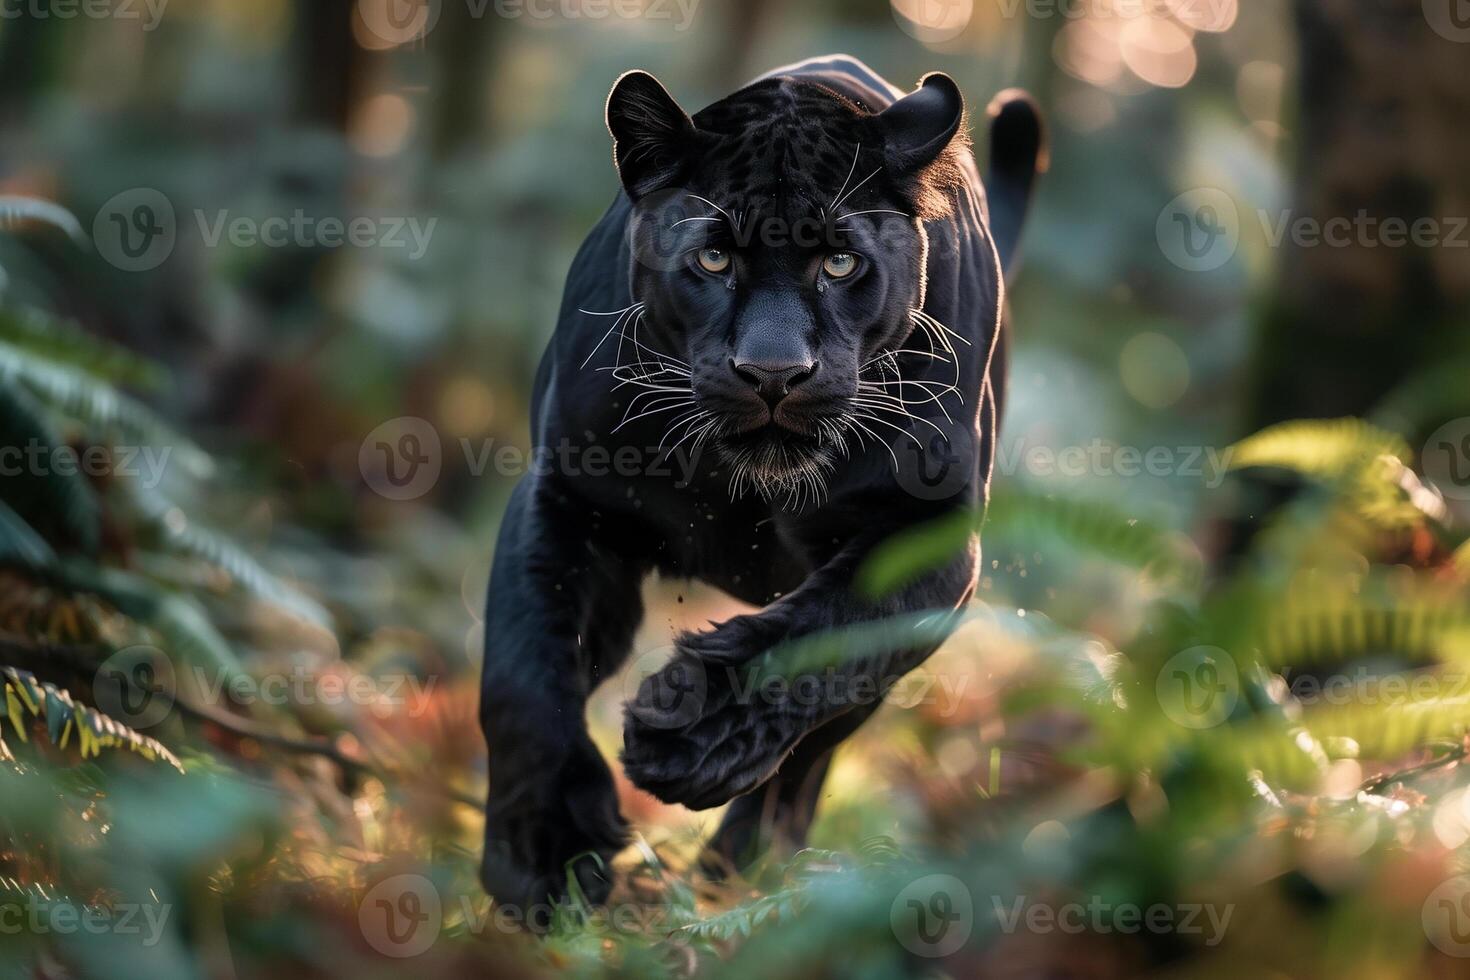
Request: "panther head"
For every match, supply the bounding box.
[605,69,970,505]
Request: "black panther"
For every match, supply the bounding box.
[480,55,1044,912]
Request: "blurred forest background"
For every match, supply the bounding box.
[2,0,1470,977]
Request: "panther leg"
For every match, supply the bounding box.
[480,479,645,918]
[700,705,877,878]
[624,532,977,810]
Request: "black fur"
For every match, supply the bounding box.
[480,55,1043,912]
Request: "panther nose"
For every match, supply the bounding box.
[731,360,817,409]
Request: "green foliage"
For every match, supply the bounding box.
[121,482,332,629]
[0,383,101,553]
[857,487,1198,598]
[675,886,807,943]
[0,499,55,568]
[0,307,166,390]
[0,340,213,480]
[0,196,85,243]
[1228,417,1430,529]
[0,666,182,770]
[61,562,248,682]
[2,167,1470,976]
[1228,417,1411,479]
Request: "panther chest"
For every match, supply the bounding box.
[575,466,813,605]
[647,510,812,606]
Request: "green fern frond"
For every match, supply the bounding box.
[986,491,1199,584]
[0,665,182,770]
[1253,596,1470,669]
[676,885,809,943]
[1453,540,1470,576]
[1209,723,1326,791]
[1230,419,1435,530]
[0,341,213,479]
[1202,578,1470,672]
[1228,418,1410,481]
[0,196,86,243]
[122,485,331,629]
[857,490,1197,598]
[855,836,903,865]
[58,562,248,683]
[856,509,973,597]
[0,500,55,569]
[1309,696,1470,762]
[0,383,101,553]
[0,307,166,389]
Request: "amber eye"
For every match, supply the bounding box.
[697,248,730,274]
[822,252,858,278]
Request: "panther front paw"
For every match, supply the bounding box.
[481,738,627,925]
[621,646,810,810]
[675,611,789,665]
[480,827,618,930]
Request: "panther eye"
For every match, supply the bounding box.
[822,252,859,279]
[697,248,731,274]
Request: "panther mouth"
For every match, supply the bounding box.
[715,425,840,505]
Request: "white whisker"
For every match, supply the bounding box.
[835,208,910,225]
[686,194,733,225]
[912,308,973,348]
[845,415,900,471]
[852,412,926,454]
[613,398,697,433]
[831,166,881,213]
[853,397,949,432]
[829,142,862,211]
[580,302,644,369]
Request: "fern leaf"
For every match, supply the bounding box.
[1313,697,1470,762]
[856,510,972,597]
[857,490,1197,598]
[1220,584,1470,670]
[0,382,101,553]
[57,562,249,684]
[0,500,55,568]
[0,196,86,243]
[1229,419,1436,530]
[986,491,1199,584]
[0,665,182,771]
[0,340,213,479]
[1453,540,1470,576]
[677,886,809,943]
[0,307,166,389]
[122,485,331,629]
[1229,418,1410,480]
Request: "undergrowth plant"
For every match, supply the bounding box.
[5,196,1470,977]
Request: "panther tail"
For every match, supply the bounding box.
[985,89,1047,278]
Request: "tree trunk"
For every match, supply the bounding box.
[1244,0,1470,433]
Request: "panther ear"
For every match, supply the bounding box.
[878,72,966,173]
[606,70,697,200]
